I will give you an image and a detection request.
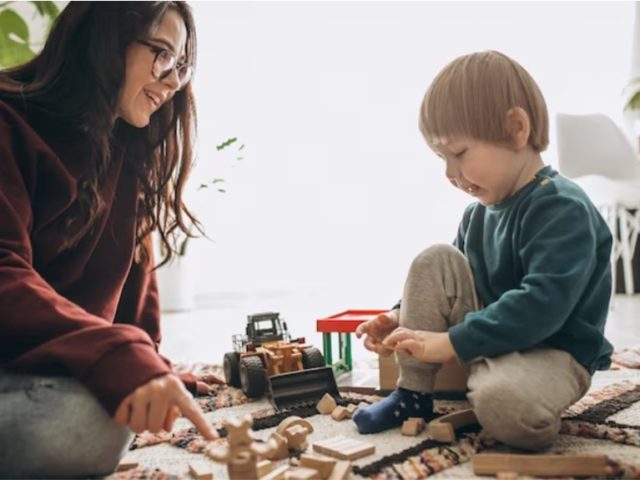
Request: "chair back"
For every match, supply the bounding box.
[556,113,639,180]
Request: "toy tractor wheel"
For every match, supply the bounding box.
[240,355,267,398]
[301,347,325,369]
[223,352,241,387]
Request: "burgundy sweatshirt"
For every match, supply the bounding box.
[0,100,196,415]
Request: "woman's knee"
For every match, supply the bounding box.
[0,374,132,477]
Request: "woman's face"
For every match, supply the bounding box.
[116,9,188,128]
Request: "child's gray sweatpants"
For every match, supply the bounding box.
[0,369,132,478]
[396,244,592,451]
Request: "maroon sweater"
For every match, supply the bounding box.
[0,100,195,414]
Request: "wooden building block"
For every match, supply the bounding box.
[427,409,477,442]
[189,461,214,480]
[264,432,289,461]
[284,467,321,480]
[327,461,351,480]
[257,459,273,477]
[378,354,399,390]
[345,404,358,417]
[401,418,425,436]
[299,454,336,479]
[357,402,369,410]
[472,453,608,477]
[261,464,290,480]
[330,406,349,421]
[378,355,469,393]
[313,436,375,460]
[316,393,337,415]
[286,424,311,452]
[115,462,139,472]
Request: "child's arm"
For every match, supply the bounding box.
[448,195,610,364]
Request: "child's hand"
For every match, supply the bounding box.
[114,373,218,440]
[382,328,456,364]
[355,310,399,356]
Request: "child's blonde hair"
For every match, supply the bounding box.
[419,50,549,152]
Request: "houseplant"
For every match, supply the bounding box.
[156,137,245,312]
[0,1,59,67]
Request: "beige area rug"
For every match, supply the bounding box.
[108,365,640,480]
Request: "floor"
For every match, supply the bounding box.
[160,294,640,388]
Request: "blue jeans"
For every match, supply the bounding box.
[0,369,133,478]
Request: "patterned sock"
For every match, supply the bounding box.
[352,388,434,434]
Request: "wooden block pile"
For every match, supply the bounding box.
[316,394,362,422]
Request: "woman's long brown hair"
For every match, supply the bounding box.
[0,1,201,267]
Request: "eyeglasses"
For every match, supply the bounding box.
[137,40,193,90]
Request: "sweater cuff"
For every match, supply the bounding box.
[448,320,486,364]
[82,342,172,415]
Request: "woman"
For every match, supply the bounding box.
[0,2,218,477]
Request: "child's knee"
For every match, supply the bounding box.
[410,244,460,272]
[470,379,560,451]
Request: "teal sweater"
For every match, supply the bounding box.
[449,166,613,373]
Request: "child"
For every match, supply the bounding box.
[0,3,220,477]
[353,50,613,451]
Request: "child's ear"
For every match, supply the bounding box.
[505,107,531,150]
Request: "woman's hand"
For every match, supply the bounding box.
[114,373,218,440]
[382,327,456,364]
[195,373,225,395]
[355,310,400,356]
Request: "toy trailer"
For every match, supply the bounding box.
[223,312,335,406]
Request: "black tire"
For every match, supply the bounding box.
[240,355,267,398]
[301,347,325,369]
[223,352,241,387]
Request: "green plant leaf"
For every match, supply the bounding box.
[30,1,59,26]
[178,237,189,256]
[216,137,238,151]
[627,91,640,111]
[0,8,35,67]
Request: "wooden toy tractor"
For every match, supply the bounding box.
[223,312,328,399]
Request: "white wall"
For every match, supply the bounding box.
[185,2,634,312]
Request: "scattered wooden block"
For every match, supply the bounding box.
[264,432,289,461]
[327,461,351,480]
[357,402,369,410]
[115,462,138,472]
[496,472,518,480]
[284,467,321,480]
[299,454,336,479]
[427,409,477,442]
[316,393,337,415]
[286,424,311,452]
[261,464,290,480]
[472,453,609,477]
[189,461,214,480]
[330,406,349,421]
[401,417,425,436]
[345,404,358,418]
[313,436,375,460]
[257,459,273,477]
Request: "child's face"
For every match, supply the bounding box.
[436,137,527,206]
[116,9,188,128]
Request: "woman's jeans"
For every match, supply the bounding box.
[0,369,133,478]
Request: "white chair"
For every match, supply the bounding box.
[556,113,640,296]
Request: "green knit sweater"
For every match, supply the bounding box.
[449,166,613,373]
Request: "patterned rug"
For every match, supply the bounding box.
[108,364,640,480]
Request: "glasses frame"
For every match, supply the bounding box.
[136,39,192,90]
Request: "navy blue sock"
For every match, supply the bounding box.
[352,388,434,434]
